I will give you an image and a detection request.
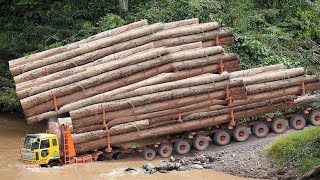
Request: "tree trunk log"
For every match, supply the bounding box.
[25,60,240,124]
[232,67,305,85]
[163,18,199,30]
[229,64,285,79]
[15,43,155,91]
[9,20,148,69]
[71,86,245,128]
[202,36,234,47]
[11,23,163,76]
[153,29,233,47]
[246,75,319,94]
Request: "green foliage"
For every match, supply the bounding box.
[0,0,319,111]
[265,127,320,175]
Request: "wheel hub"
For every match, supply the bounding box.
[277,123,283,129]
[147,152,153,158]
[163,149,168,154]
[180,145,186,151]
[220,135,226,141]
[315,116,320,121]
[296,119,302,126]
[199,141,205,146]
[238,131,245,137]
[258,127,264,133]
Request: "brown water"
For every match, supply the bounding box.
[0,113,258,180]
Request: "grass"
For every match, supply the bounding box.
[265,126,320,176]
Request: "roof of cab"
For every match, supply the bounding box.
[27,133,57,138]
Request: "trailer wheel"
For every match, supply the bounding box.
[308,110,320,126]
[143,148,157,161]
[174,140,191,155]
[193,135,209,151]
[289,115,306,130]
[233,126,250,142]
[271,118,287,134]
[158,144,173,158]
[252,122,269,138]
[213,130,230,146]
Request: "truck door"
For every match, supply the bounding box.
[39,139,51,163]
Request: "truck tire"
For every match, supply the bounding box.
[47,160,59,167]
[143,148,157,161]
[213,130,230,146]
[289,115,306,130]
[308,110,320,126]
[252,122,269,138]
[233,126,250,142]
[158,144,173,158]
[174,140,191,155]
[271,118,287,134]
[193,135,209,151]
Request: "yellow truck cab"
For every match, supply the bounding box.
[21,133,61,167]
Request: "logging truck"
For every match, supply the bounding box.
[20,105,320,166]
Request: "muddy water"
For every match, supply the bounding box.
[0,113,257,180]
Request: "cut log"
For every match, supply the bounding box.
[69,79,244,120]
[229,64,285,79]
[294,95,320,105]
[19,46,223,104]
[25,61,240,123]
[13,24,166,84]
[11,23,164,76]
[74,101,294,153]
[19,47,168,99]
[246,75,319,94]
[150,22,219,40]
[15,43,155,91]
[8,20,148,69]
[71,86,245,128]
[110,120,150,135]
[163,18,199,30]
[154,29,233,47]
[232,67,305,85]
[107,99,227,128]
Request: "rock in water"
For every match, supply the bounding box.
[191,164,204,169]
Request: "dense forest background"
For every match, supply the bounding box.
[0,0,319,112]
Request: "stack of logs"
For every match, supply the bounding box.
[9,19,320,154]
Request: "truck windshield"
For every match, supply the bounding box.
[23,136,39,150]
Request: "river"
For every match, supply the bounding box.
[0,112,259,180]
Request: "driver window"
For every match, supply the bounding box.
[40,139,50,149]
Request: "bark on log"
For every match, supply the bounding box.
[8,20,148,69]
[294,95,320,105]
[69,79,244,120]
[150,22,219,40]
[20,46,224,106]
[71,86,245,128]
[229,64,285,79]
[246,75,319,94]
[163,18,199,30]
[184,95,297,121]
[232,67,305,85]
[19,47,169,100]
[107,99,227,128]
[110,120,150,135]
[13,24,169,84]
[154,29,233,47]
[25,60,238,124]
[15,43,155,91]
[231,82,320,107]
[11,23,164,76]
[74,101,294,153]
